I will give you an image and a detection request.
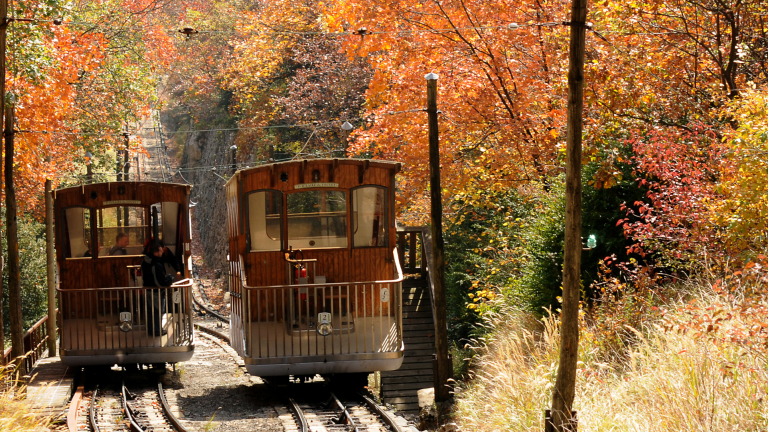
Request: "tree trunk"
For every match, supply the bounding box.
[426,74,452,402]
[46,177,56,356]
[5,104,23,375]
[550,0,588,430]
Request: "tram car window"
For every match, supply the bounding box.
[246,190,282,252]
[62,207,93,259]
[227,159,404,381]
[55,182,195,367]
[352,186,387,247]
[287,190,347,249]
[97,206,147,257]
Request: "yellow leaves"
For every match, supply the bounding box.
[711,88,768,251]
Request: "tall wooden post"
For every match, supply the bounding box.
[426,72,451,402]
[0,0,9,362]
[123,133,129,223]
[124,144,130,181]
[5,104,24,375]
[549,0,588,430]
[45,173,56,356]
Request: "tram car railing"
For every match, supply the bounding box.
[234,249,404,372]
[57,279,194,361]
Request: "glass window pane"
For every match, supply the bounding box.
[97,206,148,256]
[353,187,387,247]
[287,190,347,249]
[160,202,180,254]
[63,207,92,259]
[248,191,282,251]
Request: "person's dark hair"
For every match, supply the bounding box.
[149,244,163,255]
[116,232,128,242]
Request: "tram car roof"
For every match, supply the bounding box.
[226,158,402,188]
[53,181,192,207]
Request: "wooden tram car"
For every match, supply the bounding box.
[226,159,404,378]
[55,181,195,366]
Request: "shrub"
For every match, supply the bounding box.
[1,212,49,339]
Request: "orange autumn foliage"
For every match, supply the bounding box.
[323,0,573,223]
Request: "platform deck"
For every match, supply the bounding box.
[381,280,435,414]
[25,356,76,417]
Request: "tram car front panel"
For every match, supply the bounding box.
[226,159,404,376]
[55,181,195,366]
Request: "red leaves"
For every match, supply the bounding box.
[621,124,725,267]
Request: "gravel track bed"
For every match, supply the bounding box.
[162,328,282,432]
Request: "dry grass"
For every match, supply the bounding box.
[0,366,52,432]
[454,286,768,431]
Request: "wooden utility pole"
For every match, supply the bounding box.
[5,104,24,375]
[0,0,8,362]
[86,152,93,182]
[549,0,588,430]
[123,132,129,223]
[45,170,56,356]
[425,72,451,402]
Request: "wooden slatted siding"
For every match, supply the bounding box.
[381,228,436,413]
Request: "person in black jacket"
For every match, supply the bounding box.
[142,244,174,336]
[143,238,182,273]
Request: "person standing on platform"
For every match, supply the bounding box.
[142,243,173,336]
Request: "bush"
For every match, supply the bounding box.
[1,212,49,341]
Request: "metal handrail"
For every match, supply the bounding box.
[238,248,404,291]
[397,227,438,336]
[55,279,194,292]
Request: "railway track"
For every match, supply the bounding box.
[191,280,229,324]
[280,390,410,432]
[67,378,187,432]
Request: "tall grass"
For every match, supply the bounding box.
[454,282,768,431]
[0,366,52,431]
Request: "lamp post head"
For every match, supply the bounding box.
[341,121,354,131]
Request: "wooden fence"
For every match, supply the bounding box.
[2,312,56,373]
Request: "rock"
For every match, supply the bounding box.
[186,138,202,162]
[174,128,236,272]
[417,405,438,431]
[437,423,461,432]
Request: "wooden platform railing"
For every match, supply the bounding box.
[2,311,57,372]
[396,227,437,329]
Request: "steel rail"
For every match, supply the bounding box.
[67,385,84,432]
[287,397,309,432]
[88,388,100,432]
[359,392,405,432]
[158,382,190,432]
[194,323,230,344]
[191,279,229,323]
[121,382,145,432]
[328,392,359,431]
[55,279,194,292]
